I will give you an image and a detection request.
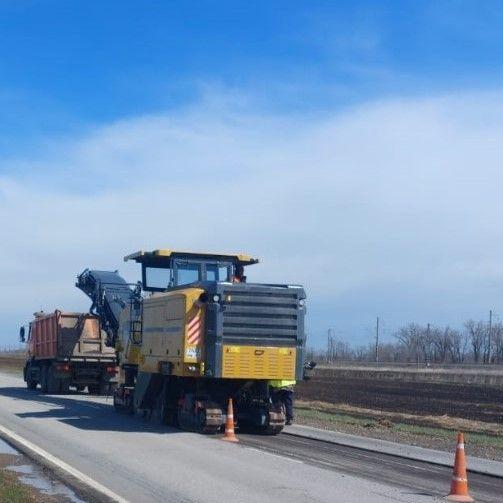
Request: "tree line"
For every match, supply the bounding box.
[307,319,503,364]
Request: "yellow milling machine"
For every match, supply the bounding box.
[76,249,306,434]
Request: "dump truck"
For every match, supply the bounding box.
[76,249,306,434]
[21,310,117,394]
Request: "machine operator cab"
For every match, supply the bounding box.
[123,249,258,291]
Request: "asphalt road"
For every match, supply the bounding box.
[0,372,499,503]
[238,434,502,503]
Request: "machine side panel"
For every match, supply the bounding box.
[139,288,205,376]
[222,345,296,379]
[141,294,185,373]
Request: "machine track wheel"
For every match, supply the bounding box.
[113,393,124,413]
[157,387,176,425]
[201,405,223,434]
[176,398,223,434]
[262,408,285,435]
[113,386,135,414]
[263,424,284,435]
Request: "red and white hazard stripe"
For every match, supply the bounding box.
[187,314,202,345]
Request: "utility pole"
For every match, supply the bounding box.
[426,323,430,366]
[488,309,493,364]
[375,316,379,366]
[330,328,336,362]
[327,328,335,363]
[327,329,330,363]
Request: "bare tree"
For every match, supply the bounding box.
[447,328,468,363]
[431,326,451,363]
[464,320,486,363]
[491,322,503,363]
[393,323,424,362]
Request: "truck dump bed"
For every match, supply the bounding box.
[29,311,115,360]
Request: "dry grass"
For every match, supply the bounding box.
[296,399,503,437]
[0,469,61,503]
[0,470,35,503]
[294,400,503,460]
[0,355,25,375]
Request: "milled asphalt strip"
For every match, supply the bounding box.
[0,424,128,503]
[283,424,503,478]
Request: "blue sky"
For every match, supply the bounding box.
[3,1,503,136]
[1,1,503,348]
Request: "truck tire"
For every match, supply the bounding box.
[60,380,70,394]
[89,382,109,395]
[46,366,60,394]
[88,384,101,395]
[40,366,49,393]
[26,378,38,390]
[25,364,38,390]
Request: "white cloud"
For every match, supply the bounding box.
[1,90,502,346]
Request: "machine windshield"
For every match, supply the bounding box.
[175,260,232,284]
[145,266,173,290]
[143,261,233,290]
[176,262,200,285]
[206,264,231,282]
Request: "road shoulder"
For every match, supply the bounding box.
[0,424,126,503]
[284,424,503,478]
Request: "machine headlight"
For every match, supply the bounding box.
[212,294,220,302]
[299,299,305,307]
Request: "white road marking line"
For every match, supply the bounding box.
[0,424,128,503]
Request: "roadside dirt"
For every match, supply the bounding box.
[296,375,503,423]
[0,443,85,502]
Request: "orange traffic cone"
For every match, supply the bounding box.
[446,432,474,502]
[221,398,239,443]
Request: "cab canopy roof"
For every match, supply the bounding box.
[124,249,259,267]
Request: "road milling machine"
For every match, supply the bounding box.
[76,249,306,434]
